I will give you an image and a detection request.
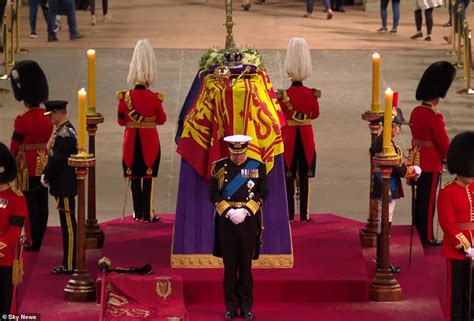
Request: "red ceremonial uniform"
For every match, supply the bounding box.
[117,87,167,178]
[277,84,319,175]
[438,180,474,320]
[10,107,53,190]
[409,103,450,172]
[438,181,474,259]
[0,186,28,266]
[409,102,450,244]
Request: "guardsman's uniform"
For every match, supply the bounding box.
[209,135,268,320]
[409,61,455,245]
[276,82,320,221]
[438,131,474,321]
[117,86,166,222]
[9,60,52,252]
[0,143,29,315]
[42,101,78,275]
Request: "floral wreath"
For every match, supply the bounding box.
[199,47,263,70]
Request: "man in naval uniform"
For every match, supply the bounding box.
[41,100,78,274]
[209,135,268,320]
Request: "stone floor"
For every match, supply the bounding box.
[0,0,472,228]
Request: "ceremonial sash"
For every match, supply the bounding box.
[222,160,260,199]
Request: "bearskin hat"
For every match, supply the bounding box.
[447,131,474,177]
[0,142,17,184]
[10,60,49,107]
[416,61,456,101]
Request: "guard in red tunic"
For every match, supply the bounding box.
[409,61,455,246]
[276,37,319,222]
[117,39,167,223]
[9,60,53,252]
[438,131,474,321]
[0,143,29,316]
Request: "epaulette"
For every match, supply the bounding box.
[442,180,456,189]
[10,186,23,196]
[157,92,165,102]
[211,157,229,166]
[275,89,285,101]
[116,91,126,101]
[58,126,72,138]
[312,88,322,98]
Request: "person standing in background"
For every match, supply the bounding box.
[28,0,48,38]
[303,0,334,19]
[117,39,167,223]
[410,0,442,41]
[378,0,400,33]
[409,61,456,246]
[89,0,111,25]
[9,60,52,252]
[277,37,320,222]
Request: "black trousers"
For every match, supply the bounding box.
[218,215,258,313]
[414,8,433,35]
[0,266,13,315]
[285,176,309,221]
[56,196,77,271]
[131,178,155,221]
[89,0,108,15]
[25,178,49,251]
[414,172,439,244]
[447,259,474,321]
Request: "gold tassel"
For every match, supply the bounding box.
[12,257,23,285]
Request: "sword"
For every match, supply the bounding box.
[409,183,416,267]
[10,227,26,313]
[121,178,131,223]
[436,170,444,240]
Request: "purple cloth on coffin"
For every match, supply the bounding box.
[172,154,291,255]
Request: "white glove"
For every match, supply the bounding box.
[231,208,247,225]
[40,174,49,188]
[412,165,422,179]
[225,209,238,220]
[466,247,474,259]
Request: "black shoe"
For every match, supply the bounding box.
[389,264,401,274]
[240,311,254,320]
[48,34,58,42]
[241,3,251,10]
[51,265,74,275]
[426,239,442,246]
[70,32,85,40]
[301,216,311,222]
[336,7,345,12]
[410,32,423,39]
[224,311,237,319]
[143,216,160,223]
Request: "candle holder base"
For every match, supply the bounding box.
[85,220,105,249]
[359,229,377,247]
[68,153,96,168]
[361,111,384,122]
[369,269,402,302]
[64,269,96,302]
[373,154,401,165]
[86,112,105,126]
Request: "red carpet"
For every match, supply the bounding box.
[19,214,446,321]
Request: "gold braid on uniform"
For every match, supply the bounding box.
[211,163,226,191]
[276,90,293,111]
[455,233,471,251]
[312,88,322,98]
[407,146,420,166]
[245,200,260,215]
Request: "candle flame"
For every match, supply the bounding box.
[372,53,380,60]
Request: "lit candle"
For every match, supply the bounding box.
[371,53,382,113]
[87,49,96,115]
[78,88,87,152]
[382,88,393,153]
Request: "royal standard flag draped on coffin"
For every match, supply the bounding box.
[177,67,285,180]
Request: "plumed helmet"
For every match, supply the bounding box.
[127,39,157,87]
[415,61,456,101]
[284,37,312,82]
[10,60,49,107]
[447,131,474,177]
[0,142,17,184]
